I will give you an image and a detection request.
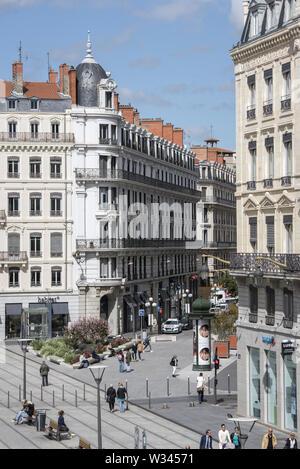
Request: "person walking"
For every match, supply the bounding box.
[117,351,125,373]
[137,341,144,361]
[262,427,277,449]
[170,355,178,377]
[196,373,205,404]
[131,342,137,361]
[125,350,131,372]
[106,384,116,413]
[40,361,50,386]
[143,335,152,352]
[230,427,241,449]
[116,383,127,413]
[284,432,298,449]
[218,424,231,449]
[200,429,213,449]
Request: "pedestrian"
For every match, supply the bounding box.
[106,384,116,413]
[57,410,72,438]
[92,350,101,363]
[131,342,137,361]
[200,429,213,449]
[230,427,241,449]
[143,335,152,352]
[262,427,277,449]
[284,432,298,449]
[117,351,125,372]
[125,350,131,372]
[170,355,178,377]
[218,424,231,449]
[137,341,144,360]
[196,373,205,404]
[116,383,127,413]
[40,360,50,386]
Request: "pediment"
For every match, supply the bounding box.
[243,197,258,211]
[277,194,294,208]
[260,195,275,209]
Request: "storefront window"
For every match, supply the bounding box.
[249,347,261,418]
[284,355,297,431]
[266,351,277,425]
[5,304,22,339]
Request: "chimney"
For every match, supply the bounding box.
[68,67,77,104]
[173,128,183,147]
[12,62,23,95]
[243,1,249,25]
[48,69,58,84]
[59,64,70,95]
[113,92,119,110]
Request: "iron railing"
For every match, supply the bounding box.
[0,132,74,143]
[230,253,300,274]
[76,238,188,250]
[0,252,28,262]
[281,95,291,111]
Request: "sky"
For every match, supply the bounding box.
[0,0,245,150]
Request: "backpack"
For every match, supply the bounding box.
[170,358,175,366]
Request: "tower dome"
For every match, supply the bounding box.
[76,31,107,107]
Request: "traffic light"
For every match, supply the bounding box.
[214,357,220,370]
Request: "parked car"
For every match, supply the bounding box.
[162,319,183,334]
[180,316,193,330]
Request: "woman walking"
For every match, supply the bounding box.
[137,341,143,361]
[170,355,178,377]
[106,384,116,413]
[125,350,131,372]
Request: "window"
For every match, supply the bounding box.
[285,141,292,177]
[266,286,275,317]
[30,233,42,257]
[8,100,16,110]
[100,124,109,143]
[248,75,256,106]
[8,158,19,178]
[30,122,39,137]
[105,92,112,108]
[100,258,109,278]
[249,217,257,252]
[51,233,63,257]
[30,99,38,110]
[31,268,41,287]
[250,148,257,181]
[266,142,274,179]
[30,193,42,216]
[249,285,258,315]
[266,216,275,254]
[8,121,17,137]
[9,268,20,287]
[283,288,293,323]
[30,158,41,178]
[265,74,273,102]
[50,158,62,178]
[51,122,60,138]
[52,267,62,286]
[111,125,117,143]
[8,233,20,254]
[283,64,291,97]
[284,215,293,253]
[8,193,20,216]
[50,194,62,216]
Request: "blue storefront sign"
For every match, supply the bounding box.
[262,336,275,345]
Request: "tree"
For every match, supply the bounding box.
[211,302,238,340]
[220,272,238,297]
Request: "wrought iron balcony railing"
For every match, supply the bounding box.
[263,101,273,116]
[230,253,300,274]
[265,315,275,326]
[247,105,256,120]
[281,95,291,111]
[263,179,273,189]
[0,251,28,263]
[283,318,293,329]
[247,181,256,190]
[75,169,200,197]
[249,313,258,323]
[281,176,292,187]
[76,238,188,250]
[201,196,236,207]
[0,132,74,143]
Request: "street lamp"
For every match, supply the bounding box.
[199,262,209,286]
[145,298,157,333]
[89,365,107,450]
[72,250,86,281]
[18,339,32,400]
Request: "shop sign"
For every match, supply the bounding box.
[38,296,60,304]
[262,336,275,345]
[282,341,295,355]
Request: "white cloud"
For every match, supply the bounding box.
[135,0,210,22]
[119,87,173,108]
[130,57,160,70]
[0,0,41,10]
[229,0,244,31]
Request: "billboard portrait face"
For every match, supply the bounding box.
[198,321,210,365]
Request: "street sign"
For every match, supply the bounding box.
[139,309,145,317]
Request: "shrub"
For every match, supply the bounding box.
[31,340,44,351]
[39,338,73,359]
[63,318,109,349]
[109,338,128,349]
[211,303,238,340]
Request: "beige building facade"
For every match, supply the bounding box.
[231,0,300,435]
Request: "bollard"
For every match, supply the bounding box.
[83,384,86,401]
[53,390,55,408]
[228,374,231,394]
[125,380,128,393]
[208,377,211,395]
[7,391,10,409]
[148,392,151,410]
[134,426,140,449]
[142,430,147,449]
[41,385,43,402]
[188,376,191,396]
[62,384,65,402]
[30,391,33,402]
[19,385,21,402]
[75,390,78,408]
[146,378,149,398]
[167,377,170,397]
[104,384,107,396]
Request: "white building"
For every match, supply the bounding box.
[230,0,300,435]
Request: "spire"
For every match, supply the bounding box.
[82,30,97,64]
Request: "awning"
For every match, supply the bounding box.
[160,290,170,302]
[123,295,137,308]
[140,292,149,303]
[5,303,22,316]
[52,303,69,315]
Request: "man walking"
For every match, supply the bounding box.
[125,350,131,372]
[196,373,205,404]
[218,424,231,449]
[40,361,50,386]
[143,335,152,352]
[262,427,277,449]
[116,383,127,413]
[200,429,213,449]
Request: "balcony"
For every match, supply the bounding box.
[230,253,300,275]
[247,181,256,190]
[98,203,118,212]
[263,179,273,189]
[76,238,187,250]
[75,169,200,198]
[50,210,62,217]
[249,313,258,323]
[0,251,28,265]
[281,176,292,187]
[0,132,74,143]
[263,101,273,116]
[30,251,42,258]
[247,105,256,120]
[283,318,293,329]
[265,315,275,326]
[8,211,20,217]
[201,196,236,207]
[281,95,291,111]
[7,172,20,178]
[30,211,42,217]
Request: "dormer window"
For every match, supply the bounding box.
[30,99,38,110]
[8,99,16,110]
[269,2,276,27]
[251,12,259,37]
[105,92,112,108]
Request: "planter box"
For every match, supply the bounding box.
[227,335,237,350]
[213,340,230,359]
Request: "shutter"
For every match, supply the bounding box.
[247,74,255,86]
[248,141,257,151]
[283,215,293,225]
[249,217,257,243]
[283,132,292,144]
[265,137,274,148]
[282,62,291,73]
[264,69,273,79]
[51,233,62,254]
[266,217,275,248]
[8,233,20,253]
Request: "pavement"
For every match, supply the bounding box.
[0,332,290,449]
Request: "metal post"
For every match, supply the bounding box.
[97,381,102,450]
[41,385,43,401]
[83,384,86,401]
[148,391,151,409]
[228,374,231,394]
[75,390,78,408]
[19,385,21,402]
[142,430,147,449]
[62,384,64,401]
[134,426,140,449]
[214,350,218,405]
[167,377,170,397]
[53,390,55,408]
[23,349,26,400]
[188,376,191,396]
[208,377,211,395]
[7,391,10,409]
[146,378,149,397]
